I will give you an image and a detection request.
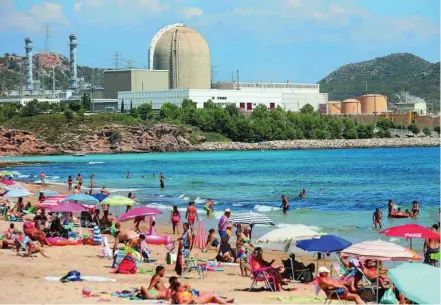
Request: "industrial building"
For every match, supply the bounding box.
[149,23,211,89]
[117,81,328,111]
[326,94,388,114]
[394,101,427,115]
[103,69,168,99]
[0,97,60,106]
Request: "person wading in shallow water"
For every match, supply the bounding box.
[159,173,165,189]
[280,195,289,215]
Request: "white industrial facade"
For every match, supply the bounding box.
[118,82,328,111]
[394,102,427,115]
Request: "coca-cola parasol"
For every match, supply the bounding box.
[380,224,440,249]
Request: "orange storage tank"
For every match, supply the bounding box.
[341,99,361,114]
[327,101,341,114]
[359,94,388,114]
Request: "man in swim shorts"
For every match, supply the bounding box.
[372,208,383,229]
[139,265,167,299]
[423,224,440,266]
[186,201,198,230]
[280,195,289,214]
[317,267,364,304]
[112,223,139,255]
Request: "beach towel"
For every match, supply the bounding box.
[111,288,165,302]
[44,276,116,282]
[93,225,102,244]
[268,296,325,303]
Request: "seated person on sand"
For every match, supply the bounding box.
[139,266,167,300]
[216,238,235,263]
[171,281,234,304]
[206,228,220,251]
[317,267,364,304]
[0,239,16,250]
[251,247,290,291]
[48,217,68,237]
[33,209,49,231]
[15,233,48,258]
[112,223,139,254]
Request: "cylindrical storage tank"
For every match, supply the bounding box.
[359,94,388,114]
[327,101,341,114]
[341,99,361,114]
[153,25,211,89]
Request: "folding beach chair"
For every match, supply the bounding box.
[181,234,206,279]
[249,255,276,292]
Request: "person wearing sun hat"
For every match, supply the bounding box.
[317,266,364,304]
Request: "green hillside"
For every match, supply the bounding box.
[319,53,440,111]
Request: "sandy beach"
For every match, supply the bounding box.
[0,181,326,304]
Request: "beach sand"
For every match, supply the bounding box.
[0,182,327,304]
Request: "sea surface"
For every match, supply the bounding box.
[3,147,440,251]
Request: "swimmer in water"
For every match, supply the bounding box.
[372,208,383,229]
[159,173,165,189]
[204,200,214,216]
[280,195,289,215]
[299,189,306,198]
[127,171,131,179]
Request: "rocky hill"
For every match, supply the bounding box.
[0,52,104,93]
[319,53,440,110]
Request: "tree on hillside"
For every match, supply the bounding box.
[64,108,74,121]
[300,104,315,114]
[81,93,92,110]
[20,99,39,117]
[138,103,154,121]
[121,100,125,113]
[69,101,82,112]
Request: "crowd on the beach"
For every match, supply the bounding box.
[1,171,440,304]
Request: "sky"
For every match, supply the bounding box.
[0,0,439,83]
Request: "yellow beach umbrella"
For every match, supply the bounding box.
[101,195,135,206]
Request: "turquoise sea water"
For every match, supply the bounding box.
[4,147,440,250]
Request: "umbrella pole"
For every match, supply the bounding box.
[410,238,412,250]
[376,260,379,304]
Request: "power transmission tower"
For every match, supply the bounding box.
[113,51,121,70]
[41,23,52,52]
[211,65,217,87]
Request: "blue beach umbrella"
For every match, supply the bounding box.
[388,262,440,305]
[91,193,108,202]
[296,235,352,253]
[61,194,99,205]
[4,188,33,198]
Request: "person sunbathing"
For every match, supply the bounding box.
[251,247,290,291]
[112,223,139,254]
[359,259,390,288]
[0,239,15,249]
[216,238,235,262]
[317,267,364,304]
[139,266,167,300]
[171,281,234,304]
[167,276,233,303]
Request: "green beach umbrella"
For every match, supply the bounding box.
[101,195,135,206]
[388,262,440,305]
[431,252,440,260]
[0,171,14,176]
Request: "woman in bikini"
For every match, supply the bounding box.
[236,226,254,276]
[170,206,181,234]
[411,200,419,217]
[251,247,290,291]
[171,282,234,304]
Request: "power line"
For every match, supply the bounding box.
[113,51,121,70]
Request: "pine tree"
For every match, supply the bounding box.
[130,100,133,110]
[121,100,125,113]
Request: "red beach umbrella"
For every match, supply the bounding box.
[380,224,440,249]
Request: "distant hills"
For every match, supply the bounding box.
[319,53,440,110]
[0,52,104,93]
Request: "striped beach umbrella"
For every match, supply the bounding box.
[92,225,103,244]
[229,212,275,226]
[37,195,68,209]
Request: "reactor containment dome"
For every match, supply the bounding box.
[149,23,211,90]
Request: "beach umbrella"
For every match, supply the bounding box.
[193,220,207,251]
[91,193,108,202]
[296,235,351,253]
[61,194,99,205]
[341,240,414,261]
[0,171,14,176]
[256,224,320,244]
[49,203,88,213]
[118,206,163,222]
[0,180,15,186]
[229,212,275,239]
[37,195,68,209]
[388,263,440,305]
[101,195,135,206]
[39,189,60,197]
[4,188,33,198]
[380,224,440,249]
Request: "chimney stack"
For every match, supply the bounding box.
[69,34,78,90]
[24,38,33,93]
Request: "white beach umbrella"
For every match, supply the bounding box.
[341,240,414,261]
[229,212,275,226]
[256,224,320,244]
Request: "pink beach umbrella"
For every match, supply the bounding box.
[0,180,15,186]
[49,203,88,213]
[37,195,68,209]
[193,220,207,251]
[118,206,163,222]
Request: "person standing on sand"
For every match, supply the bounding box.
[67,176,73,191]
[112,223,139,255]
[185,201,198,230]
[280,195,289,214]
[372,208,383,229]
[159,173,165,189]
[218,209,231,240]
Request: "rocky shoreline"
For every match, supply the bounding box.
[193,137,440,151]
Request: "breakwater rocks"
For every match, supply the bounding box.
[193,138,440,151]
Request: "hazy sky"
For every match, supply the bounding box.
[0,0,439,83]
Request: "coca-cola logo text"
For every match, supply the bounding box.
[404,233,422,238]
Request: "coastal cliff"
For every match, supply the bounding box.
[0,124,439,157]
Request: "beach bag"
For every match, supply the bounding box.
[60,270,82,283]
[380,288,397,304]
[102,236,112,258]
[166,252,177,264]
[115,253,137,274]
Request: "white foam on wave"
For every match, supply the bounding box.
[194,197,204,204]
[88,161,105,164]
[108,188,141,193]
[275,223,323,232]
[178,194,186,199]
[232,203,244,207]
[389,237,400,242]
[18,174,30,178]
[147,203,187,213]
[253,205,281,212]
